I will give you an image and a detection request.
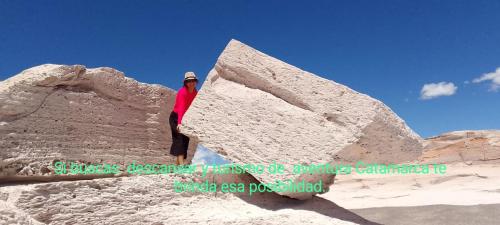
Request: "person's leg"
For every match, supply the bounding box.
[169,112,182,165]
[178,155,185,165]
[179,134,190,165]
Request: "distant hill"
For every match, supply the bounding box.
[420,130,500,164]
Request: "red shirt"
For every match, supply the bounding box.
[173,86,198,125]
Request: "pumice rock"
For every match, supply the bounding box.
[181,39,424,199]
[0,64,197,179]
[0,174,362,225]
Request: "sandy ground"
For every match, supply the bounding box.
[319,163,500,224]
[320,163,500,208]
[351,204,500,225]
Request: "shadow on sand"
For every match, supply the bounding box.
[207,171,381,225]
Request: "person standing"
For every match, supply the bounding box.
[169,72,198,165]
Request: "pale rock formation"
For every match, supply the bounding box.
[181,39,423,199]
[0,64,195,178]
[421,130,500,164]
[0,172,369,225]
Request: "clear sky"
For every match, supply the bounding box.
[1,0,499,138]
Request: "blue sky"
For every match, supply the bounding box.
[1,0,499,138]
[191,145,231,165]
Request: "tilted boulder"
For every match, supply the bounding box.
[0,64,195,179]
[181,39,424,199]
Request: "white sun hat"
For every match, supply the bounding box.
[184,72,198,82]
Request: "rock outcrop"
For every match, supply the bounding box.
[0,172,367,225]
[180,39,424,199]
[0,64,196,179]
[1,158,373,224]
[421,130,500,164]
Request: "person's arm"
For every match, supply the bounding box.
[176,89,187,125]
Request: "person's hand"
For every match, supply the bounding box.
[176,124,180,132]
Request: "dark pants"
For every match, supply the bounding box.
[169,111,189,159]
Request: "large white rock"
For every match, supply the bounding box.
[181,39,424,199]
[0,64,196,178]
